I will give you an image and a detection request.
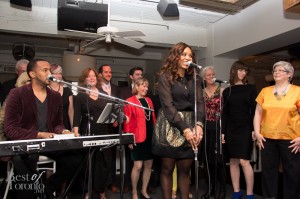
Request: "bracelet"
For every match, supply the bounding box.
[196,121,204,128]
[183,128,192,137]
[62,129,70,134]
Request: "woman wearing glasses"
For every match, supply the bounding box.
[253,61,300,199]
[222,61,257,199]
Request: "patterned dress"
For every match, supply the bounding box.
[204,86,223,164]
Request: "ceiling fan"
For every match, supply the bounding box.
[65,0,145,50]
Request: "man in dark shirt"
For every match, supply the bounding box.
[4,59,81,199]
[0,59,29,105]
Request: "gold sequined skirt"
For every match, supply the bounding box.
[152,109,195,159]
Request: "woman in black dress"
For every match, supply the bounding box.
[222,61,257,199]
[73,68,111,199]
[123,77,156,199]
[152,42,205,199]
[49,63,74,130]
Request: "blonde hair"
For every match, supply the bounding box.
[15,72,30,88]
[132,78,149,95]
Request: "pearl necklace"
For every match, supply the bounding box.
[136,96,151,121]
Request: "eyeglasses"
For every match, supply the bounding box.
[272,69,288,74]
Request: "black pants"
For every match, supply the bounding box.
[45,151,83,192]
[11,151,82,199]
[261,139,300,199]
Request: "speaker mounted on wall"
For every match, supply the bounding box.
[12,43,35,61]
[157,0,179,17]
[10,0,32,8]
[57,0,108,33]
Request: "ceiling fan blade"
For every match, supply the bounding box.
[81,38,105,48]
[115,30,145,38]
[64,29,98,36]
[114,37,145,49]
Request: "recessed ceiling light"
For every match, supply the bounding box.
[219,0,239,3]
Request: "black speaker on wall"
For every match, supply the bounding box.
[10,0,32,8]
[58,0,108,33]
[157,0,179,17]
[12,43,35,61]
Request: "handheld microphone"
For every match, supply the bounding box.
[47,75,61,83]
[86,84,92,89]
[187,61,202,69]
[213,78,229,84]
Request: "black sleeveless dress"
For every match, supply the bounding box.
[131,98,154,161]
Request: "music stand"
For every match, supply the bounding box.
[97,102,127,198]
[97,103,118,124]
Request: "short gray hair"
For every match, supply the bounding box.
[201,66,215,77]
[273,61,294,81]
[15,59,29,70]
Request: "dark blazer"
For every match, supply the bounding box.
[119,86,132,100]
[98,82,120,98]
[0,77,17,105]
[4,84,65,140]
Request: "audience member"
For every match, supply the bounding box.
[0,59,29,105]
[253,61,300,199]
[222,61,257,199]
[152,42,205,199]
[0,72,30,142]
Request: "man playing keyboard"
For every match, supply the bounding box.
[4,59,81,199]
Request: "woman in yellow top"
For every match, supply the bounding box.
[253,61,300,199]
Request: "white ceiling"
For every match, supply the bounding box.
[1,0,298,72]
[29,0,228,28]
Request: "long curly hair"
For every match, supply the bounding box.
[158,42,196,83]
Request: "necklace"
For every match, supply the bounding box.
[49,84,60,92]
[136,96,151,121]
[274,83,289,100]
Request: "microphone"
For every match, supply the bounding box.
[187,61,202,69]
[86,84,92,89]
[213,78,229,84]
[47,75,61,83]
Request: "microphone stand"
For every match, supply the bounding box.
[48,77,153,199]
[193,68,199,199]
[86,85,92,136]
[214,82,226,199]
[214,82,221,199]
[49,77,153,112]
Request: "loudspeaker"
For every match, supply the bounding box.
[12,43,35,61]
[157,0,179,17]
[10,0,32,8]
[58,0,108,33]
